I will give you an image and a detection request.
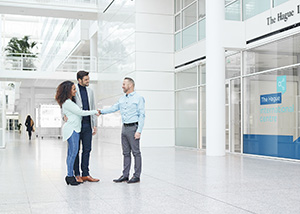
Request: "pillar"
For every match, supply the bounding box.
[206,0,225,156]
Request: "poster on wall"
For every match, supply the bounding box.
[39,105,62,128]
[244,75,300,159]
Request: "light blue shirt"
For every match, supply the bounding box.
[100,91,145,133]
[62,99,98,141]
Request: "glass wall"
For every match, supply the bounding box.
[243,67,300,159]
[199,86,206,149]
[175,67,198,147]
[175,88,198,148]
[230,78,241,153]
[243,0,270,20]
[175,0,293,51]
[174,0,206,51]
[175,63,206,148]
[244,35,300,75]
[243,33,300,159]
[273,0,290,7]
[225,0,241,21]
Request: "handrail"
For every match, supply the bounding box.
[1,54,97,73]
[1,0,98,6]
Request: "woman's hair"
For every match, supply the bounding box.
[55,80,75,107]
[26,115,31,122]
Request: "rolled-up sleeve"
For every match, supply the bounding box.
[137,97,145,133]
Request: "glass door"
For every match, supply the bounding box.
[225,83,229,151]
[230,78,241,153]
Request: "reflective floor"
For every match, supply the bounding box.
[1,131,300,213]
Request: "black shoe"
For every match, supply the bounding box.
[65,176,80,186]
[113,176,129,183]
[127,176,140,184]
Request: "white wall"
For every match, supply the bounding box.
[96,0,175,147]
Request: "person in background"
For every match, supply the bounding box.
[25,115,34,140]
[99,77,145,184]
[55,80,99,186]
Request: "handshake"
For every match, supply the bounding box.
[95,109,102,116]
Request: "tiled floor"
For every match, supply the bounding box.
[1,131,300,213]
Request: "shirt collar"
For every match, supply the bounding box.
[78,83,86,90]
[125,91,136,97]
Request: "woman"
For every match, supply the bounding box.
[25,115,34,140]
[55,80,99,186]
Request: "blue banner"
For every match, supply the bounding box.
[260,93,282,105]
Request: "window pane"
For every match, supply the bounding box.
[175,0,181,13]
[183,2,197,28]
[175,88,197,148]
[226,53,241,79]
[182,23,197,48]
[175,14,181,32]
[243,0,270,20]
[198,63,206,84]
[244,34,300,74]
[198,18,206,41]
[198,0,206,19]
[183,0,195,7]
[225,0,241,21]
[200,86,206,149]
[225,0,234,4]
[176,66,197,89]
[175,32,181,51]
[273,0,289,7]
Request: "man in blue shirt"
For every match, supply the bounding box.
[99,77,145,183]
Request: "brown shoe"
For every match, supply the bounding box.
[81,176,100,182]
[75,176,83,183]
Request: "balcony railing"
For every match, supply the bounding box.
[3,0,98,7]
[3,53,38,71]
[1,53,97,73]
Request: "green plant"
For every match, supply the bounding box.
[5,36,38,70]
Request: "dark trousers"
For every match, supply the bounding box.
[74,123,92,177]
[121,124,142,178]
[27,131,32,140]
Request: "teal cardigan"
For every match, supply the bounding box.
[62,99,97,141]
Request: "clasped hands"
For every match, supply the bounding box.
[96,109,101,116]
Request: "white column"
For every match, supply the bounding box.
[90,33,97,72]
[206,0,225,156]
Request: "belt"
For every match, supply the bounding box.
[123,122,138,127]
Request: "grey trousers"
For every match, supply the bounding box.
[121,124,142,178]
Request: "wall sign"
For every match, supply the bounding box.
[260,93,282,105]
[267,4,300,25]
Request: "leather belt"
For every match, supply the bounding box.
[123,122,138,127]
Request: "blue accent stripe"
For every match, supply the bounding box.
[243,134,300,160]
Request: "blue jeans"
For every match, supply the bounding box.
[67,131,80,177]
[74,123,92,177]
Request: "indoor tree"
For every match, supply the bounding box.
[5,35,38,70]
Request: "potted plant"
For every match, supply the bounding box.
[5,36,38,70]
